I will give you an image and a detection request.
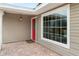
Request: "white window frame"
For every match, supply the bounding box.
[41,4,70,49]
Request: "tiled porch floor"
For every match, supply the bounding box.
[0,41,60,56]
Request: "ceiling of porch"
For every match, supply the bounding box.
[0,3,65,15]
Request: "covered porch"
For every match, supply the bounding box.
[0,3,63,56]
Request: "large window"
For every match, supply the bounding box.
[41,5,70,48]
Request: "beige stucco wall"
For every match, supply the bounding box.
[2,13,32,43]
[36,4,79,56]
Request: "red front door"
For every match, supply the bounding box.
[31,18,36,42]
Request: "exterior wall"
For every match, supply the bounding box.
[0,10,4,49]
[36,4,79,56]
[2,13,32,43]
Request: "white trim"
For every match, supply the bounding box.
[41,4,70,49]
[0,3,48,12]
[35,18,37,42]
[31,18,32,40]
[67,4,70,48]
[0,10,4,50]
[0,3,64,15]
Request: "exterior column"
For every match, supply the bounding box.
[0,10,4,50]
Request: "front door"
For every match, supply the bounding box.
[31,18,36,42]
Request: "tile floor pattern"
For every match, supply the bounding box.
[0,41,60,56]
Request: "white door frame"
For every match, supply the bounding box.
[31,17,37,42]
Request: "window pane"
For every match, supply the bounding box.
[62,37,67,44]
[43,33,46,38]
[51,34,55,41]
[43,17,46,21]
[43,9,67,44]
[48,33,51,39]
[55,28,60,35]
[55,37,60,42]
[45,16,48,22]
[46,33,49,39]
[55,20,60,27]
[62,18,67,27]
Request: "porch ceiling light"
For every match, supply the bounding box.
[19,16,23,22]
